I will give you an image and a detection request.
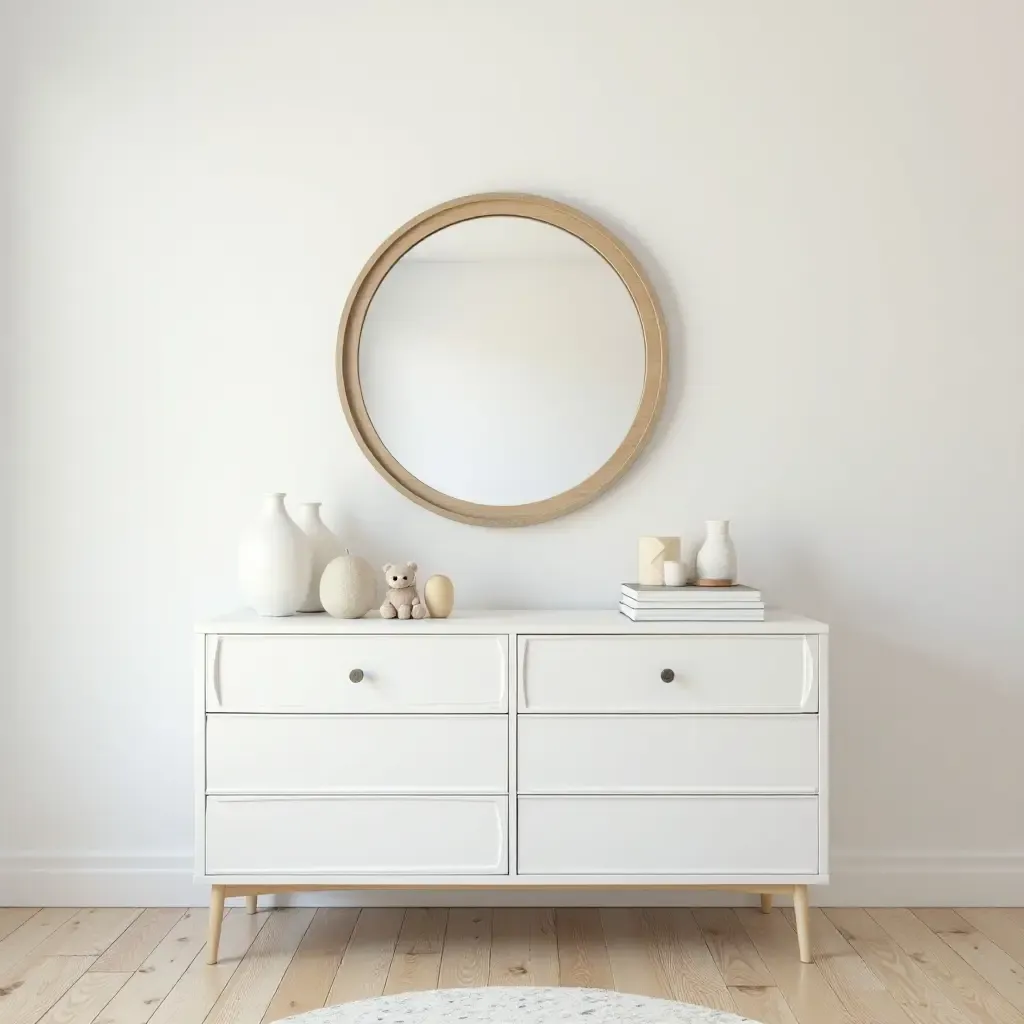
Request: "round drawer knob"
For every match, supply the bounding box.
[348,668,364,683]
[660,668,675,683]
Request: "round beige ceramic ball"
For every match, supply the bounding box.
[424,574,455,618]
[320,553,376,618]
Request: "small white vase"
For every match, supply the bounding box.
[695,520,737,585]
[663,560,686,587]
[293,502,345,612]
[238,493,313,616]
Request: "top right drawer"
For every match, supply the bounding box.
[519,635,818,713]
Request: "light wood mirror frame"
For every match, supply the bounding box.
[337,193,667,527]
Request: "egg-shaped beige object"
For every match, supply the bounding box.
[424,574,455,618]
[320,553,377,618]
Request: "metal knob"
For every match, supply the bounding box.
[660,668,675,683]
[348,668,364,683]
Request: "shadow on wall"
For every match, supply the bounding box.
[780,561,1024,860]
[541,189,688,474]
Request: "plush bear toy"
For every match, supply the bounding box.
[380,562,427,620]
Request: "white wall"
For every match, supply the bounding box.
[3,0,1023,905]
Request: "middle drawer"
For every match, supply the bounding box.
[207,714,508,794]
[519,714,818,794]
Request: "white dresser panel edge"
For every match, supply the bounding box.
[207,714,508,794]
[206,795,508,875]
[518,795,819,876]
[518,634,818,713]
[518,714,818,795]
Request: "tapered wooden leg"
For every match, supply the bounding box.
[245,893,258,915]
[793,884,811,963]
[760,893,773,914]
[207,885,226,964]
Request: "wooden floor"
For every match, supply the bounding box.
[2,906,1024,1024]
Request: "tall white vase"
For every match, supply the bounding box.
[294,502,345,612]
[695,520,737,585]
[238,493,312,616]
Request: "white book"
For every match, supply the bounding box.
[618,603,765,622]
[621,583,762,603]
[620,594,765,612]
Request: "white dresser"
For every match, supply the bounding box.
[195,609,828,962]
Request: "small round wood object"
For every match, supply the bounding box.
[694,579,736,587]
[424,574,455,618]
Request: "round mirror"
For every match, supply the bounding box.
[338,194,666,526]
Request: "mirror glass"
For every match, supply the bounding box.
[359,216,646,506]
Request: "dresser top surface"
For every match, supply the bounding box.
[196,608,828,635]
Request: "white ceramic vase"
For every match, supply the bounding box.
[238,493,313,616]
[293,502,345,612]
[695,520,737,585]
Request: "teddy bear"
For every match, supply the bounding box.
[380,562,427,619]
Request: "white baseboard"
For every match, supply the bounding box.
[823,850,1024,906]
[1,852,1022,907]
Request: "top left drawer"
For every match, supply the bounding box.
[206,634,508,713]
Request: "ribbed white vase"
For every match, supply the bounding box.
[695,519,737,585]
[238,493,312,616]
[294,502,345,612]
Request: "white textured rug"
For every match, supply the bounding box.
[281,988,758,1023]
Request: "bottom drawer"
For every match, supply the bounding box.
[207,795,508,875]
[517,795,818,875]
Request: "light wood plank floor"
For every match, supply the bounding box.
[2,906,1024,1024]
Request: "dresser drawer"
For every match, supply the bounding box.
[207,634,507,713]
[518,715,817,794]
[519,635,816,713]
[517,795,818,875]
[206,795,507,874]
[207,714,507,794]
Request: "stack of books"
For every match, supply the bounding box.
[619,583,765,621]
